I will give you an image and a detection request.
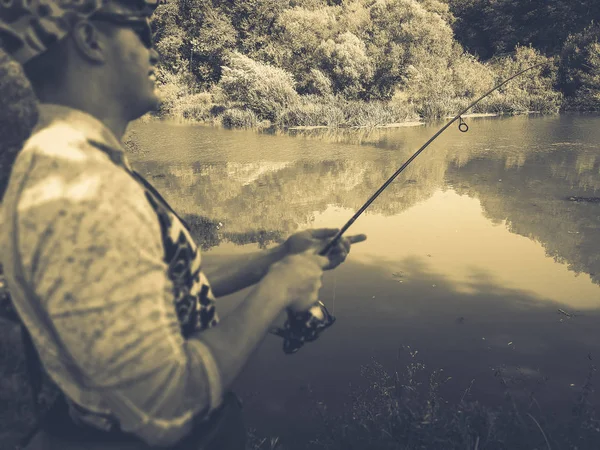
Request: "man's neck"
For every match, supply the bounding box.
[36,89,129,140]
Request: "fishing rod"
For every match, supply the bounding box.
[272,62,548,354]
[319,61,547,256]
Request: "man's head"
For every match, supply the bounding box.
[0,0,161,123]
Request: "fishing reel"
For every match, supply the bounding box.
[269,300,336,354]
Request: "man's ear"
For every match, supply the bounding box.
[69,20,107,64]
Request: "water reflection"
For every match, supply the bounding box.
[127,115,599,289]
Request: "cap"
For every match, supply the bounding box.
[0,0,159,64]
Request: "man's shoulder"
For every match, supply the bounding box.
[23,119,114,167]
[5,123,148,221]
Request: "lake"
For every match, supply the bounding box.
[125,113,600,445]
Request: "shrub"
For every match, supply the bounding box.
[302,69,334,97]
[558,23,600,111]
[177,0,237,88]
[485,46,563,114]
[218,52,300,121]
[363,0,456,99]
[154,69,199,117]
[315,32,374,99]
[220,107,260,129]
[401,47,494,118]
[341,99,416,127]
[171,92,215,122]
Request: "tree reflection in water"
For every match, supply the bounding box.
[129,114,599,285]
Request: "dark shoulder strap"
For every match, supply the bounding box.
[129,169,192,232]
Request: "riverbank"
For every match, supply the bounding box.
[146,87,559,133]
[149,45,565,133]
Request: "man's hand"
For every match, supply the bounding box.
[266,250,329,311]
[283,228,367,270]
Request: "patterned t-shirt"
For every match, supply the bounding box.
[0,104,223,446]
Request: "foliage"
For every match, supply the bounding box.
[558,23,600,111]
[217,0,289,57]
[361,0,456,99]
[218,52,300,121]
[145,0,589,124]
[482,46,562,114]
[264,5,339,94]
[151,1,186,74]
[315,32,374,99]
[276,95,346,128]
[153,68,200,117]
[448,0,600,59]
[175,0,237,88]
[220,107,261,129]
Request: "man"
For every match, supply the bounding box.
[0,0,366,448]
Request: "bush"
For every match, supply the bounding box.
[171,92,215,122]
[176,0,237,88]
[341,99,416,127]
[363,0,456,99]
[315,32,374,99]
[401,47,494,118]
[302,69,334,97]
[155,69,199,117]
[275,94,417,129]
[558,23,600,111]
[218,52,300,121]
[220,107,260,129]
[271,5,338,68]
[484,46,563,114]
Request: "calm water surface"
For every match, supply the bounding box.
[126,114,600,443]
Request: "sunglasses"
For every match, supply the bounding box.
[90,12,154,49]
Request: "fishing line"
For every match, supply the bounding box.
[319,62,547,256]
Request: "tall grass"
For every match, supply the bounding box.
[246,347,600,450]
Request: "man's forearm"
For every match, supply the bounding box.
[192,274,287,390]
[204,244,287,297]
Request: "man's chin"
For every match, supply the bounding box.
[130,95,161,121]
[148,94,162,114]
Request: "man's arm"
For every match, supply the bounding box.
[204,229,366,298]
[203,245,286,297]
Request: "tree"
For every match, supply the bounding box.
[449,0,600,59]
[216,0,289,56]
[362,0,455,99]
[558,23,600,111]
[177,0,237,87]
[315,32,373,99]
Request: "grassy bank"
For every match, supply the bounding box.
[152,47,564,132]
